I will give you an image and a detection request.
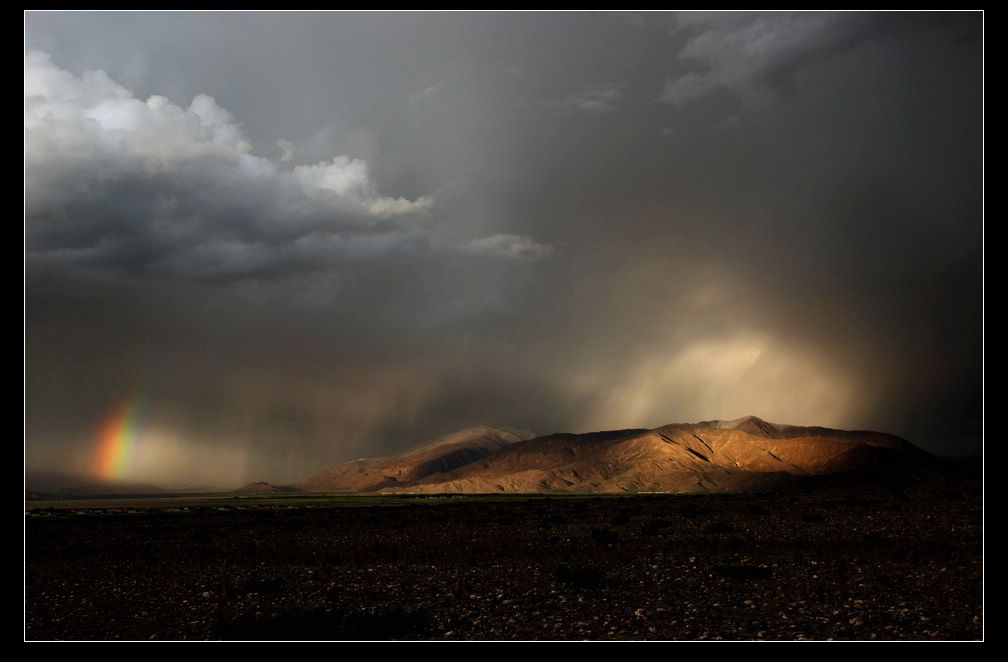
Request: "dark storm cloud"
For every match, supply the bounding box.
[25,12,981,486]
[658,12,889,106]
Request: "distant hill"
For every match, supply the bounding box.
[297,416,939,494]
[232,481,298,495]
[24,471,211,498]
[297,426,535,492]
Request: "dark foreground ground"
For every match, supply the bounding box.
[25,482,982,641]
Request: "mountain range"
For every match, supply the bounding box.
[294,416,937,494]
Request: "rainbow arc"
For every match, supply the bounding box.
[96,397,143,480]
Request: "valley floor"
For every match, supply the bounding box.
[24,483,982,641]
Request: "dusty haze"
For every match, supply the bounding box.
[25,12,981,487]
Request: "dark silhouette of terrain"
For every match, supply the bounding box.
[25,482,981,640]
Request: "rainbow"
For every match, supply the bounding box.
[95,396,143,480]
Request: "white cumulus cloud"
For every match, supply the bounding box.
[25,50,430,219]
[546,83,627,116]
[468,234,553,260]
[24,51,549,281]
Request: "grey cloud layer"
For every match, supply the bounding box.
[25,12,981,486]
[660,12,854,106]
[26,51,543,283]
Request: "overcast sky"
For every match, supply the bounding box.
[25,11,982,487]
